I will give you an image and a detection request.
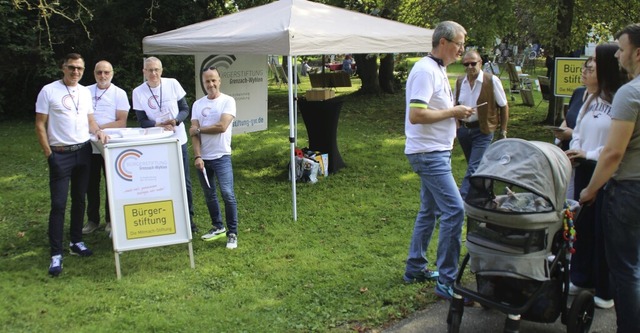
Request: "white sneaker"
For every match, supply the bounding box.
[594,296,614,309]
[201,226,226,241]
[226,233,237,249]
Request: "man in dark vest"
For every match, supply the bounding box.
[455,50,509,199]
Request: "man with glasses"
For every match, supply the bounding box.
[82,60,130,235]
[35,53,108,276]
[455,50,509,199]
[189,67,239,249]
[403,21,475,304]
[580,23,640,333]
[132,56,198,234]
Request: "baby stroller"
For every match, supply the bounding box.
[447,139,594,333]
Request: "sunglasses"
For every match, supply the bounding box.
[462,62,478,67]
[202,66,218,73]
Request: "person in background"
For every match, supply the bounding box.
[554,57,592,152]
[553,58,589,200]
[189,67,239,249]
[403,21,474,305]
[301,60,313,76]
[580,23,640,333]
[35,53,108,276]
[566,44,627,310]
[132,56,197,234]
[545,49,554,78]
[455,49,509,199]
[82,60,130,235]
[342,54,354,76]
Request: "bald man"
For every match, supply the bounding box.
[82,60,130,235]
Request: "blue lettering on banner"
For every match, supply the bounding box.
[233,117,265,128]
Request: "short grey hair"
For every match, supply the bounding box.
[144,56,162,68]
[432,21,467,48]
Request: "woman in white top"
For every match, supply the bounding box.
[565,43,628,309]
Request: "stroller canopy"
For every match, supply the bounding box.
[471,139,572,211]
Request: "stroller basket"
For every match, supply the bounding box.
[467,217,548,255]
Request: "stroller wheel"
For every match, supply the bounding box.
[447,298,464,333]
[447,310,461,333]
[566,290,594,333]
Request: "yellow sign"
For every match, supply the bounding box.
[123,200,176,239]
[554,57,587,97]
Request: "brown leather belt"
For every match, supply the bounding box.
[459,120,480,129]
[50,141,89,153]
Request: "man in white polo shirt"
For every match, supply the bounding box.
[403,21,475,304]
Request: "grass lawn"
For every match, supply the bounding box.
[0,57,557,332]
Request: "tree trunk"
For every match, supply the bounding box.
[379,53,395,94]
[545,0,575,125]
[354,54,381,94]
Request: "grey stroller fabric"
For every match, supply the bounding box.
[472,138,571,211]
[464,139,572,281]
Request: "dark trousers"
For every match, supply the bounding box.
[602,180,640,333]
[47,143,92,256]
[87,153,110,224]
[570,160,612,300]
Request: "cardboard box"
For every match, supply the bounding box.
[305,88,335,101]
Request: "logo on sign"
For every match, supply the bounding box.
[115,149,143,181]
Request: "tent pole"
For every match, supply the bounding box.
[287,55,298,221]
[293,56,298,143]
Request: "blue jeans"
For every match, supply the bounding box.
[405,151,465,284]
[196,155,238,235]
[457,127,493,199]
[603,179,640,333]
[47,143,92,256]
[181,144,195,228]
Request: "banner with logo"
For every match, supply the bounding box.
[104,138,191,252]
[195,54,268,134]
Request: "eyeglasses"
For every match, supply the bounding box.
[95,70,112,75]
[65,65,85,72]
[145,68,162,73]
[462,62,478,67]
[582,65,595,74]
[202,66,217,73]
[446,38,465,49]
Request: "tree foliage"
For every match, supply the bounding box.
[0,0,225,120]
[2,0,640,120]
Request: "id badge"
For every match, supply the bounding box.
[155,107,172,123]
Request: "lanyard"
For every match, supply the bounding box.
[427,56,453,104]
[147,82,162,110]
[63,81,80,114]
[94,85,110,108]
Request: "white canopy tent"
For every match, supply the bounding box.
[143,0,434,220]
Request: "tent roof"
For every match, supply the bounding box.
[142,0,433,56]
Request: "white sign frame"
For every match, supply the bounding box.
[102,138,194,279]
